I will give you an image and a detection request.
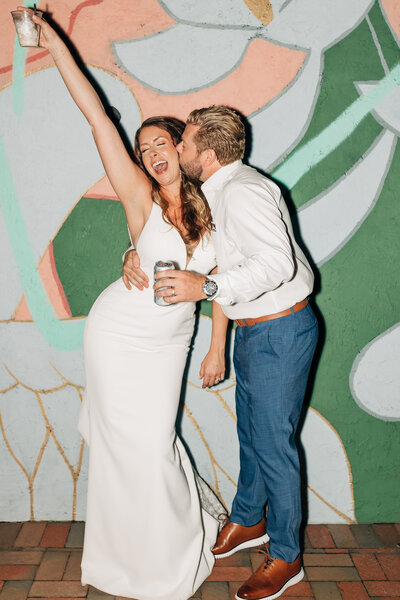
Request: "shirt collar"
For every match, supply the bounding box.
[201,160,242,194]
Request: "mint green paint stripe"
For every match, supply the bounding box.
[12,40,28,116]
[11,0,32,116]
[0,138,84,351]
[273,63,400,189]
[7,2,84,350]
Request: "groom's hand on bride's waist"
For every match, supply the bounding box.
[154,270,207,303]
[122,250,149,291]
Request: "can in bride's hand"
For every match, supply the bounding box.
[154,260,175,306]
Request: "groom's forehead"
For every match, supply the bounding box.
[182,123,199,143]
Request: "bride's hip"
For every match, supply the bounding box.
[85,278,196,349]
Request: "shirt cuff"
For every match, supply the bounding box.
[122,244,135,263]
[207,273,235,305]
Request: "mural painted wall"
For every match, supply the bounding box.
[1,0,399,523]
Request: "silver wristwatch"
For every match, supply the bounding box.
[202,277,218,301]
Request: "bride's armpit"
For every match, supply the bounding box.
[126,201,154,248]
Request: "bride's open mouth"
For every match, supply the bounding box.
[153,160,168,174]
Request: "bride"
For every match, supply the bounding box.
[30,9,228,600]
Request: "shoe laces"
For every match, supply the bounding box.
[217,513,229,531]
[258,545,275,571]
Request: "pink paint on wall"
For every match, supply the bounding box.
[85,176,119,200]
[1,0,28,83]
[81,37,305,122]
[380,0,400,42]
[14,242,72,321]
[3,0,304,121]
[1,0,174,87]
[130,39,306,121]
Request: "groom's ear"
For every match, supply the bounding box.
[203,148,217,166]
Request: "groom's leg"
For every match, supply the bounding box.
[234,307,318,600]
[230,325,267,525]
[242,306,318,562]
[212,326,269,559]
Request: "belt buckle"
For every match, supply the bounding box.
[246,318,256,327]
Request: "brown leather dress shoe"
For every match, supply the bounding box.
[235,549,304,600]
[212,516,269,559]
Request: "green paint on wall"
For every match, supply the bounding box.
[286,15,389,207]
[54,196,217,319]
[270,5,400,521]
[272,5,400,521]
[309,139,400,522]
[53,197,130,317]
[199,299,212,318]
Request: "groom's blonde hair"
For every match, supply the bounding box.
[187,105,245,166]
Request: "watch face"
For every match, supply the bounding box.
[204,279,218,297]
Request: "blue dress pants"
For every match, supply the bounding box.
[230,303,318,562]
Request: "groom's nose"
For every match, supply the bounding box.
[176,141,183,154]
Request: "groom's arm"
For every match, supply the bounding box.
[154,270,207,302]
[154,180,295,304]
[208,182,294,305]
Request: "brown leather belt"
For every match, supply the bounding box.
[235,299,308,327]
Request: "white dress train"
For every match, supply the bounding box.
[78,203,223,600]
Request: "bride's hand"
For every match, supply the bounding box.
[200,349,225,389]
[28,10,66,59]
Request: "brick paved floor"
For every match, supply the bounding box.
[0,523,399,599]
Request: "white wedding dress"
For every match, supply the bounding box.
[78,203,222,600]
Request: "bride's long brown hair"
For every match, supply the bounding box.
[134,116,212,243]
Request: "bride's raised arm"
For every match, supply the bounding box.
[32,12,151,214]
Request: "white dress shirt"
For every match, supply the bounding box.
[202,160,314,320]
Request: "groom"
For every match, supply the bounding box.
[126,106,318,600]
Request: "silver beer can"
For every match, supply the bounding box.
[154,260,175,306]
